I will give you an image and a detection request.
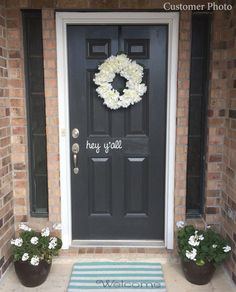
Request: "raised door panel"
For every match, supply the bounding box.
[87,70,112,136]
[124,157,148,215]
[88,157,112,215]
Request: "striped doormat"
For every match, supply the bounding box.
[67,262,166,291]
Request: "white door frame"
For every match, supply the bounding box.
[56,12,179,249]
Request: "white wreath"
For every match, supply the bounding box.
[93,54,147,110]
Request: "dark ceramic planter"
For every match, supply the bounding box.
[14,260,51,287]
[181,260,216,285]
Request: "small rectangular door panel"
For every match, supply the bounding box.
[88,157,112,215]
[124,157,148,215]
[67,25,168,240]
[87,70,112,136]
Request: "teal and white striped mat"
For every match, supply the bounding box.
[67,262,166,291]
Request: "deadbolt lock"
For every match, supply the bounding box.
[72,128,79,139]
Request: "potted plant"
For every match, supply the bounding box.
[176,221,231,285]
[11,223,62,287]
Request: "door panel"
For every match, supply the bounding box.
[89,157,112,215]
[124,157,148,215]
[67,25,168,240]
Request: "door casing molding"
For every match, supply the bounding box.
[56,12,179,249]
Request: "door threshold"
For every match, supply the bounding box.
[71,240,165,248]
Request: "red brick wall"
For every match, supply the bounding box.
[42,9,61,224]
[6,6,28,225]
[175,11,191,223]
[219,3,236,284]
[203,11,226,229]
[204,1,236,284]
[0,0,14,278]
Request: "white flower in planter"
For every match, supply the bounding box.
[198,234,204,241]
[11,238,23,247]
[188,231,204,246]
[223,245,231,252]
[186,248,197,261]
[188,235,200,247]
[30,256,40,266]
[41,227,50,237]
[22,253,29,261]
[15,238,23,247]
[30,236,39,245]
[19,223,31,231]
[212,244,217,248]
[176,221,185,228]
[48,237,57,249]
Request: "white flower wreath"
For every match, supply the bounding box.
[93,54,147,110]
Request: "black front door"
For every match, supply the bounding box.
[67,25,168,240]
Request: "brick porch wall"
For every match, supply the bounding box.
[219,2,236,283]
[0,0,235,284]
[175,11,191,224]
[204,6,227,229]
[0,0,14,278]
[204,1,236,283]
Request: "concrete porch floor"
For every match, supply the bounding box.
[0,254,235,292]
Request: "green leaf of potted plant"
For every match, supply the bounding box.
[11,223,62,287]
[176,221,231,285]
